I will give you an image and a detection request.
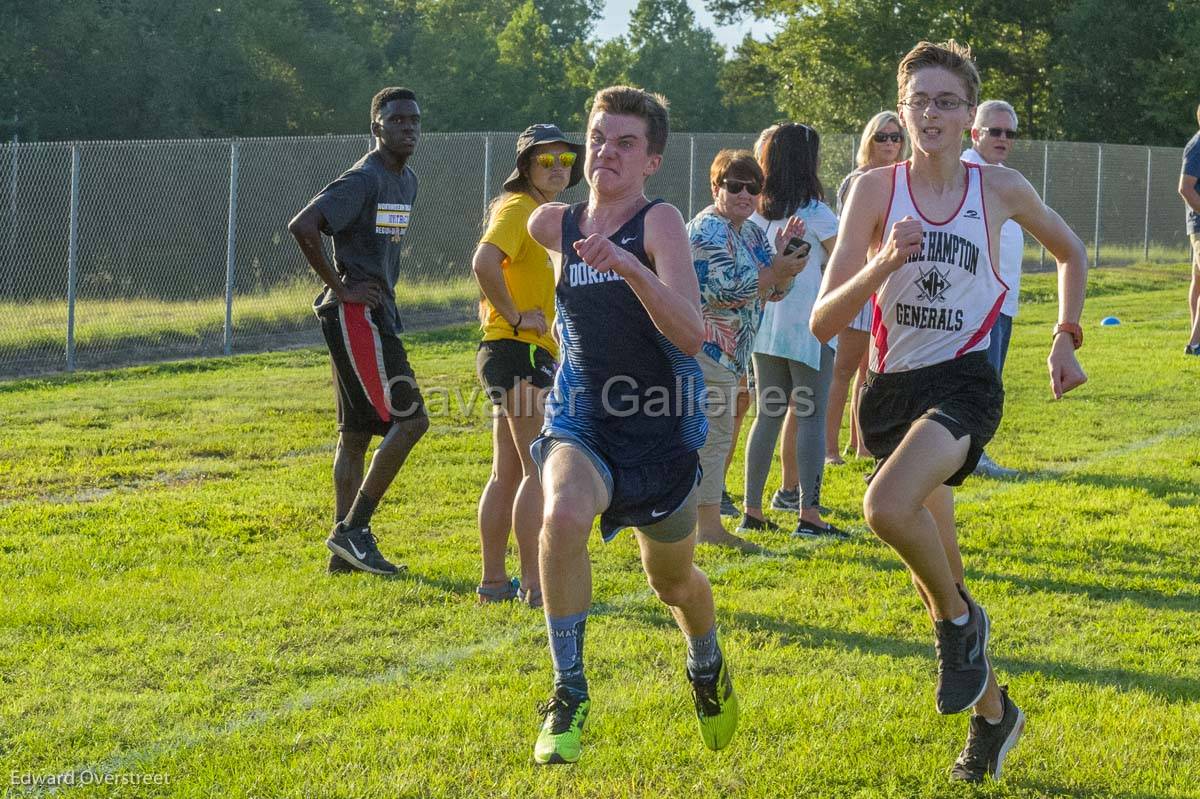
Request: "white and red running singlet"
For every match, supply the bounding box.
[870,161,1008,373]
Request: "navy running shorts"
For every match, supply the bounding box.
[531,435,700,543]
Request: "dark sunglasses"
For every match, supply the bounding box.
[984,127,1019,140]
[873,132,903,144]
[719,178,761,196]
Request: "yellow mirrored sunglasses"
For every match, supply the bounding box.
[533,152,577,169]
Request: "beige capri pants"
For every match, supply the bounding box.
[695,352,741,506]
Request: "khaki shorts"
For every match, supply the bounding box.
[695,353,740,506]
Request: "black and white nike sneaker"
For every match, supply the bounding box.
[326,523,399,576]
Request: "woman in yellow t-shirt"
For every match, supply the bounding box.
[471,124,583,607]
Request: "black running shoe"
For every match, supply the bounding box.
[736,513,782,534]
[950,685,1025,783]
[792,520,851,540]
[719,491,738,518]
[326,523,399,575]
[327,552,355,574]
[933,589,990,714]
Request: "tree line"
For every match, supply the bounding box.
[2,0,1195,146]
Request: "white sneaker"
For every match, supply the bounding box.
[974,452,1018,479]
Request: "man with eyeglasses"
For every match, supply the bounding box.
[814,41,1087,783]
[1179,102,1200,356]
[962,100,1023,478]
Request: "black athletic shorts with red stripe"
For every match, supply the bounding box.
[317,301,426,436]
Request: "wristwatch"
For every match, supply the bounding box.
[1052,322,1083,350]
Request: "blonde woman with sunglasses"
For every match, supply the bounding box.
[825,112,908,465]
[471,124,584,607]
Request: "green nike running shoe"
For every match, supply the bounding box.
[690,658,739,751]
[534,686,590,765]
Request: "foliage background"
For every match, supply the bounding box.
[2,0,1197,144]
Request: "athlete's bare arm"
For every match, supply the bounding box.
[989,166,1088,398]
[288,206,381,307]
[811,169,922,342]
[572,202,704,355]
[472,242,548,336]
[527,202,569,265]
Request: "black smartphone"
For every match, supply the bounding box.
[782,236,810,258]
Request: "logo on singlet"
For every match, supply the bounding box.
[915,266,952,303]
[567,260,625,287]
[963,209,980,219]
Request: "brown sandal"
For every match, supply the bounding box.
[476,577,519,603]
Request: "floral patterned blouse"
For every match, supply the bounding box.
[687,205,775,376]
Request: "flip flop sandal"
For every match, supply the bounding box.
[476,577,520,603]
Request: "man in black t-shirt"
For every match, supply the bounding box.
[288,87,429,575]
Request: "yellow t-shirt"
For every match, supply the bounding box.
[479,193,558,358]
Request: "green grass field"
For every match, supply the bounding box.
[0,276,479,366]
[1020,242,1191,269]
[2,263,1198,798]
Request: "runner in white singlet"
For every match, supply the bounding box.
[871,160,1007,373]
[812,41,1087,785]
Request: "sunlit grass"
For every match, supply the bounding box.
[1,264,1197,798]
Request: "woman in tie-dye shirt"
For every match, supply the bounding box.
[687,149,808,551]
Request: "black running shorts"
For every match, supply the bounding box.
[476,338,557,404]
[318,301,426,436]
[858,351,1003,486]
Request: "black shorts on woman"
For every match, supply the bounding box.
[476,339,557,404]
[859,351,1003,486]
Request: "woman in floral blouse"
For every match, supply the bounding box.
[687,149,807,551]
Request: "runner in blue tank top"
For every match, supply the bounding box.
[546,198,707,476]
[525,85,738,765]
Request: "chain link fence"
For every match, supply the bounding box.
[0,132,1192,377]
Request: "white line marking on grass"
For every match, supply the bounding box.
[17,554,778,796]
[15,636,525,796]
[958,420,1200,504]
